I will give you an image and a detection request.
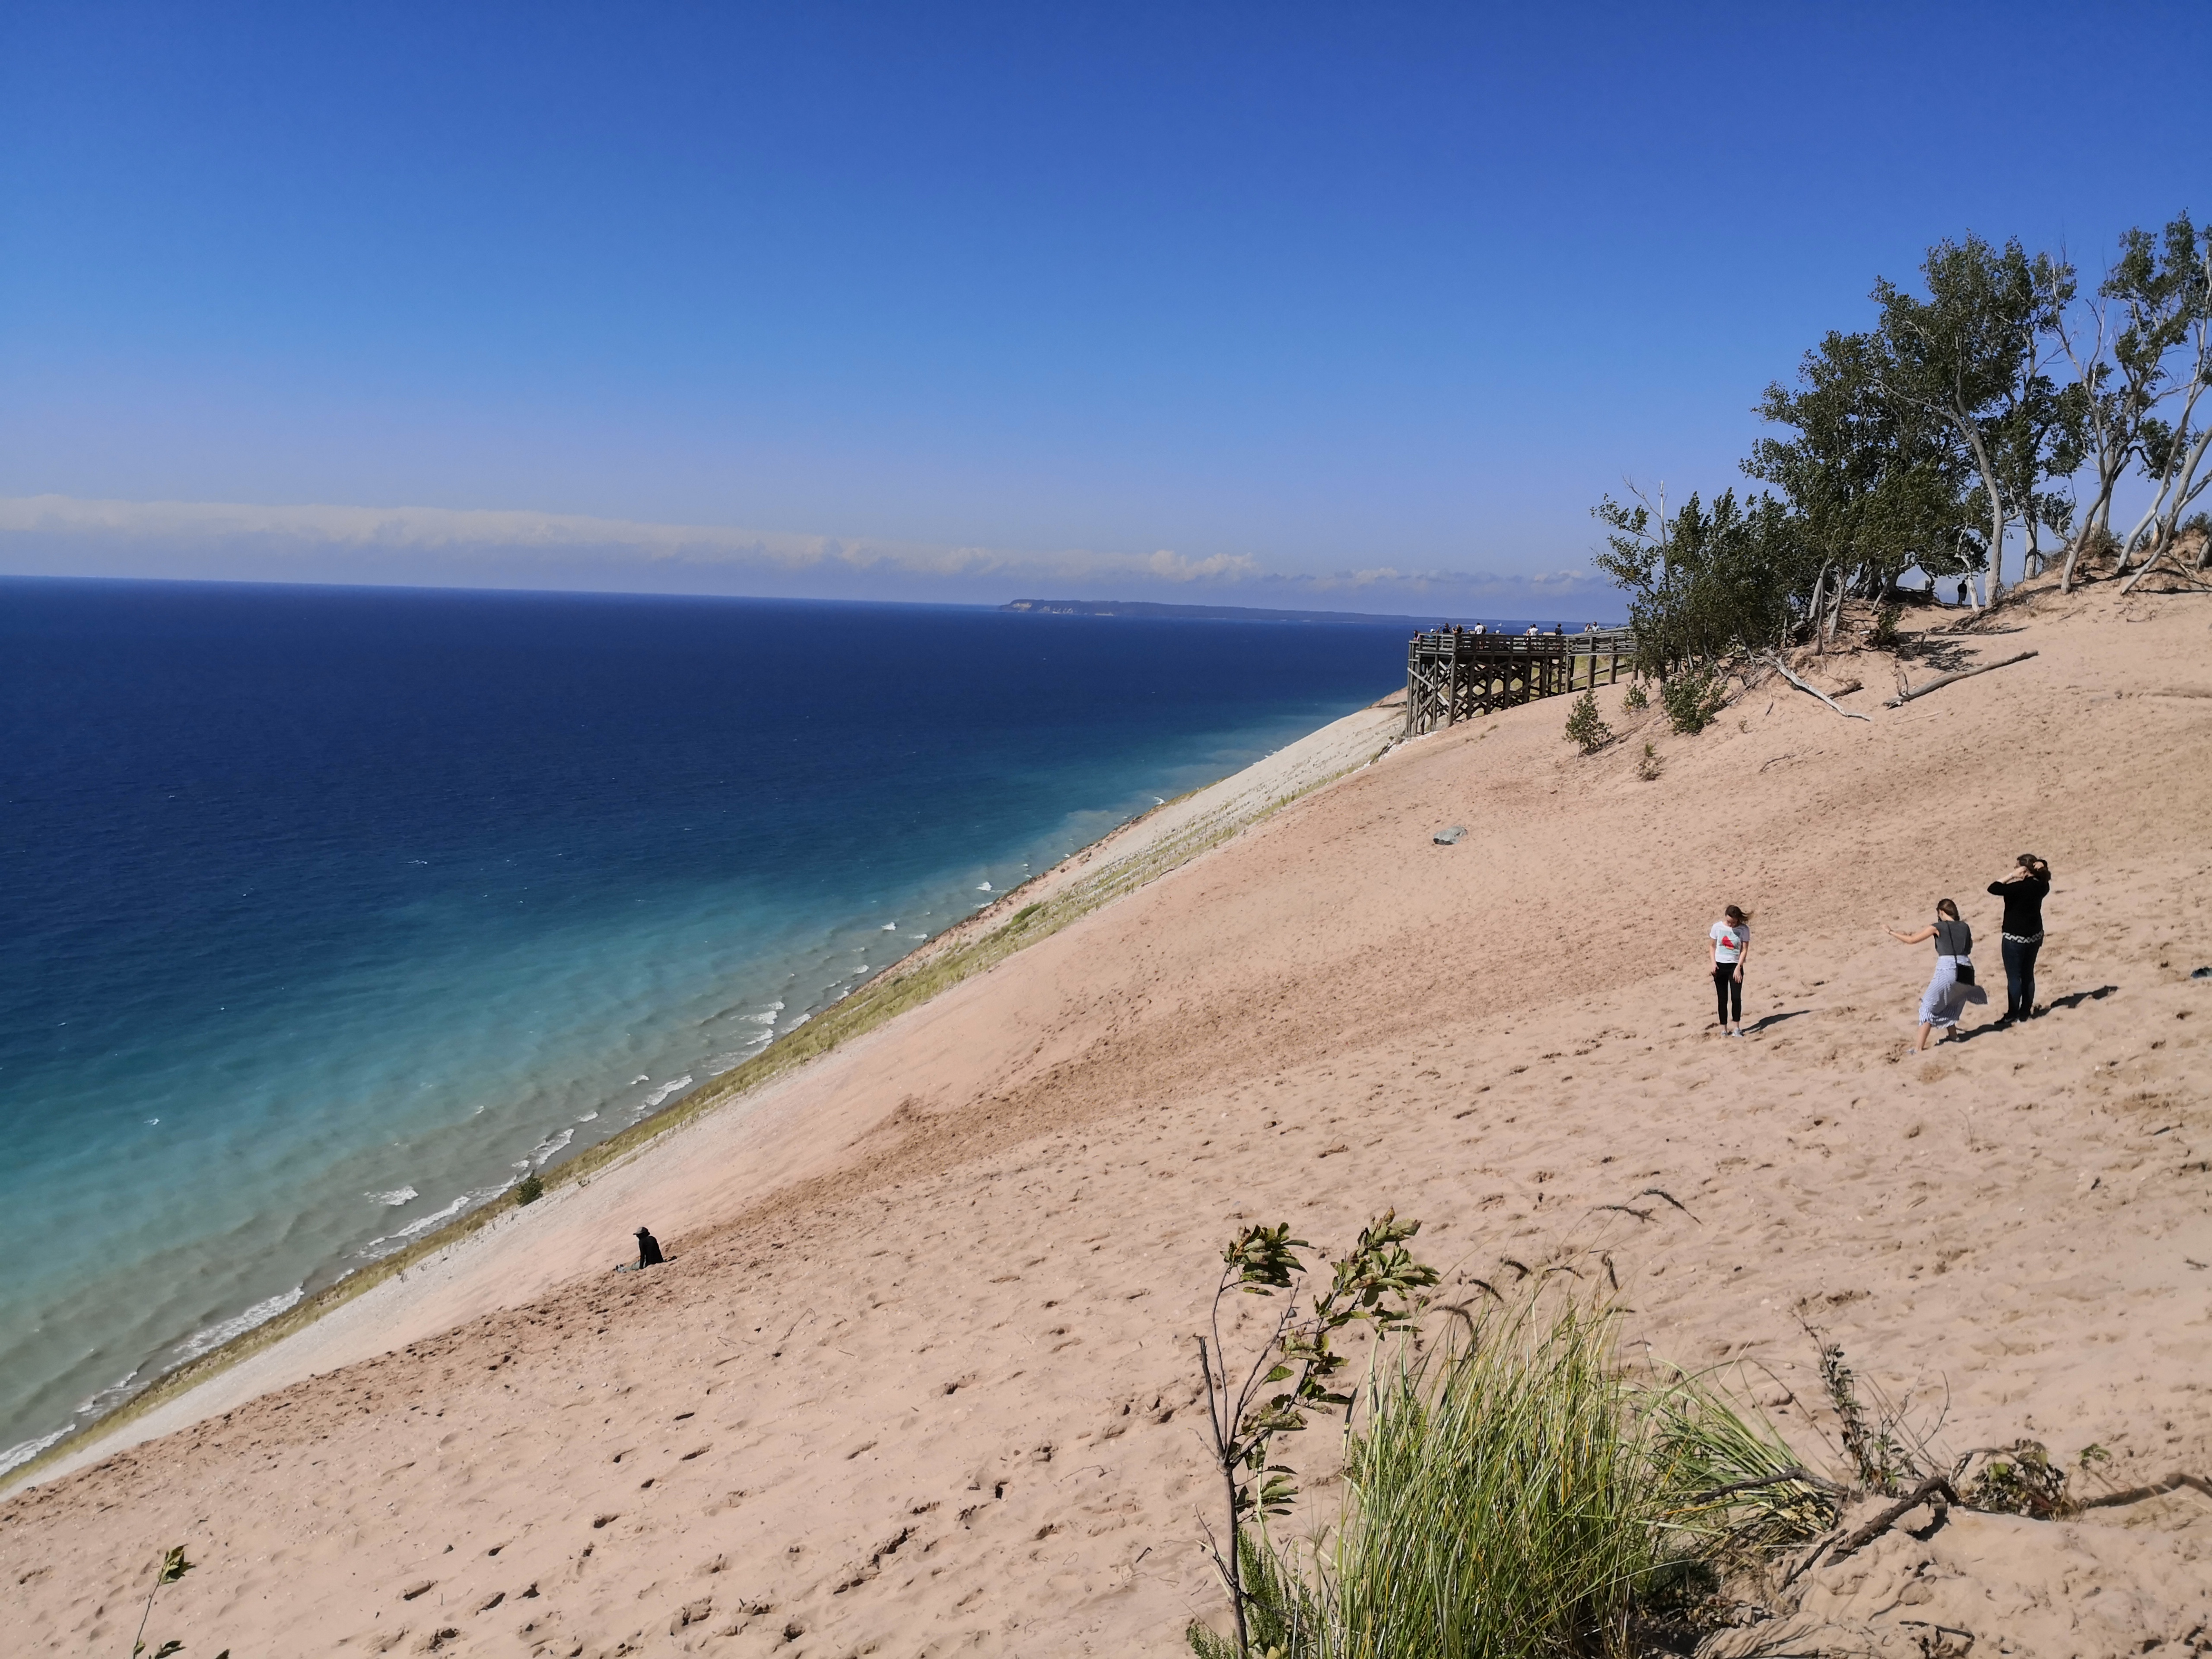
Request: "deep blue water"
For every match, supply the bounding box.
[0,576,1453,1466]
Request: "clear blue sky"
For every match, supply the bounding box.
[3,2,2205,612]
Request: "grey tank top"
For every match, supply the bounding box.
[1934,918,1972,958]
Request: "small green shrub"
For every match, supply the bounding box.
[1011,902,1043,925]
[1622,681,1649,712]
[1562,690,1612,754]
[514,1173,545,1206]
[1660,668,1728,735]
[1869,602,1902,649]
[1196,1291,1835,1659]
[1637,741,1662,782]
[1962,1441,2068,1518]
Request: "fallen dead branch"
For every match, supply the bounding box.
[2072,1470,2212,1511]
[1885,651,2038,708]
[1761,654,1871,722]
[1827,1474,1958,1562]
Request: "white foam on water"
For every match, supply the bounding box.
[369,1186,419,1208]
[531,1128,574,1165]
[397,1193,472,1237]
[741,1009,778,1026]
[976,881,992,891]
[75,1367,141,1417]
[643,1075,693,1108]
[172,1284,305,1367]
[881,921,898,930]
[577,1110,599,1122]
[630,1074,650,1084]
[0,1425,71,1477]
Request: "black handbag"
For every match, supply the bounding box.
[1955,961,1976,987]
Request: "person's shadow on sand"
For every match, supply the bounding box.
[2041,984,2118,1014]
[1744,1009,1811,1035]
[1948,984,2117,1044]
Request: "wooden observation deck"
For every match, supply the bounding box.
[1404,626,1635,737]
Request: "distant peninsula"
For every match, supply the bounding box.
[1004,597,1513,628]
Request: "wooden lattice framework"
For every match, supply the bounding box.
[1403,626,1635,737]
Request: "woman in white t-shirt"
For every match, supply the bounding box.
[1709,905,1751,1036]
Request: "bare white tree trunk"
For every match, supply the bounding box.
[1955,420,2006,606]
[2123,423,2212,594]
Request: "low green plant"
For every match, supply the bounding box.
[1622,681,1649,712]
[132,1545,227,1659]
[513,1173,545,1206]
[1011,902,1043,925]
[1189,1214,1439,1659]
[1562,690,1612,754]
[1814,1333,1916,1494]
[1636,741,1663,782]
[1961,1440,2067,1517]
[1192,1290,1832,1659]
[1660,668,1729,735]
[1868,602,1902,649]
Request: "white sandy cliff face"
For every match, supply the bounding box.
[3,582,2209,1657]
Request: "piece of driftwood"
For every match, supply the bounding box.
[1761,654,1871,722]
[1885,651,2039,708]
[1828,1475,1958,1562]
[2073,1470,2212,1511]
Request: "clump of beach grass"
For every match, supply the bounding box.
[1190,1284,1838,1659]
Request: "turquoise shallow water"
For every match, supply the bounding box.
[0,577,1494,1468]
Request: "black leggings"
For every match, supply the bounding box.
[1713,962,1742,1026]
[2001,936,2041,1020]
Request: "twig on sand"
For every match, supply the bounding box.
[1884,651,2038,708]
[1761,654,1871,722]
[2073,1471,2212,1511]
[1591,1203,1654,1222]
[1827,1475,1958,1563]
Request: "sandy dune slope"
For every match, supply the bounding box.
[5,580,2210,1658]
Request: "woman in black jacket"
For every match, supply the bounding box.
[1990,854,2051,1024]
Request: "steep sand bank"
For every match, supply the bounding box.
[4,582,2209,1656]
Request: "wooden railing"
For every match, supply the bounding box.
[1404,626,1635,737]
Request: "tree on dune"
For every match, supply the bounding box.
[1869,232,2075,606]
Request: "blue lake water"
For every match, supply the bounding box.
[0,576,1510,1468]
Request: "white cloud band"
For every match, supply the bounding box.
[0,494,1608,615]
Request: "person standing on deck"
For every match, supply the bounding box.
[1989,855,2052,1025]
[1709,905,1751,1037]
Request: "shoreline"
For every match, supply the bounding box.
[8,693,1405,1493]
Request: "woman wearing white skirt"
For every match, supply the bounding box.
[1888,898,1987,1050]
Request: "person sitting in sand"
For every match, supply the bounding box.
[634,1226,664,1268]
[1709,904,1750,1037]
[1888,899,1987,1050]
[1989,854,2051,1026]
